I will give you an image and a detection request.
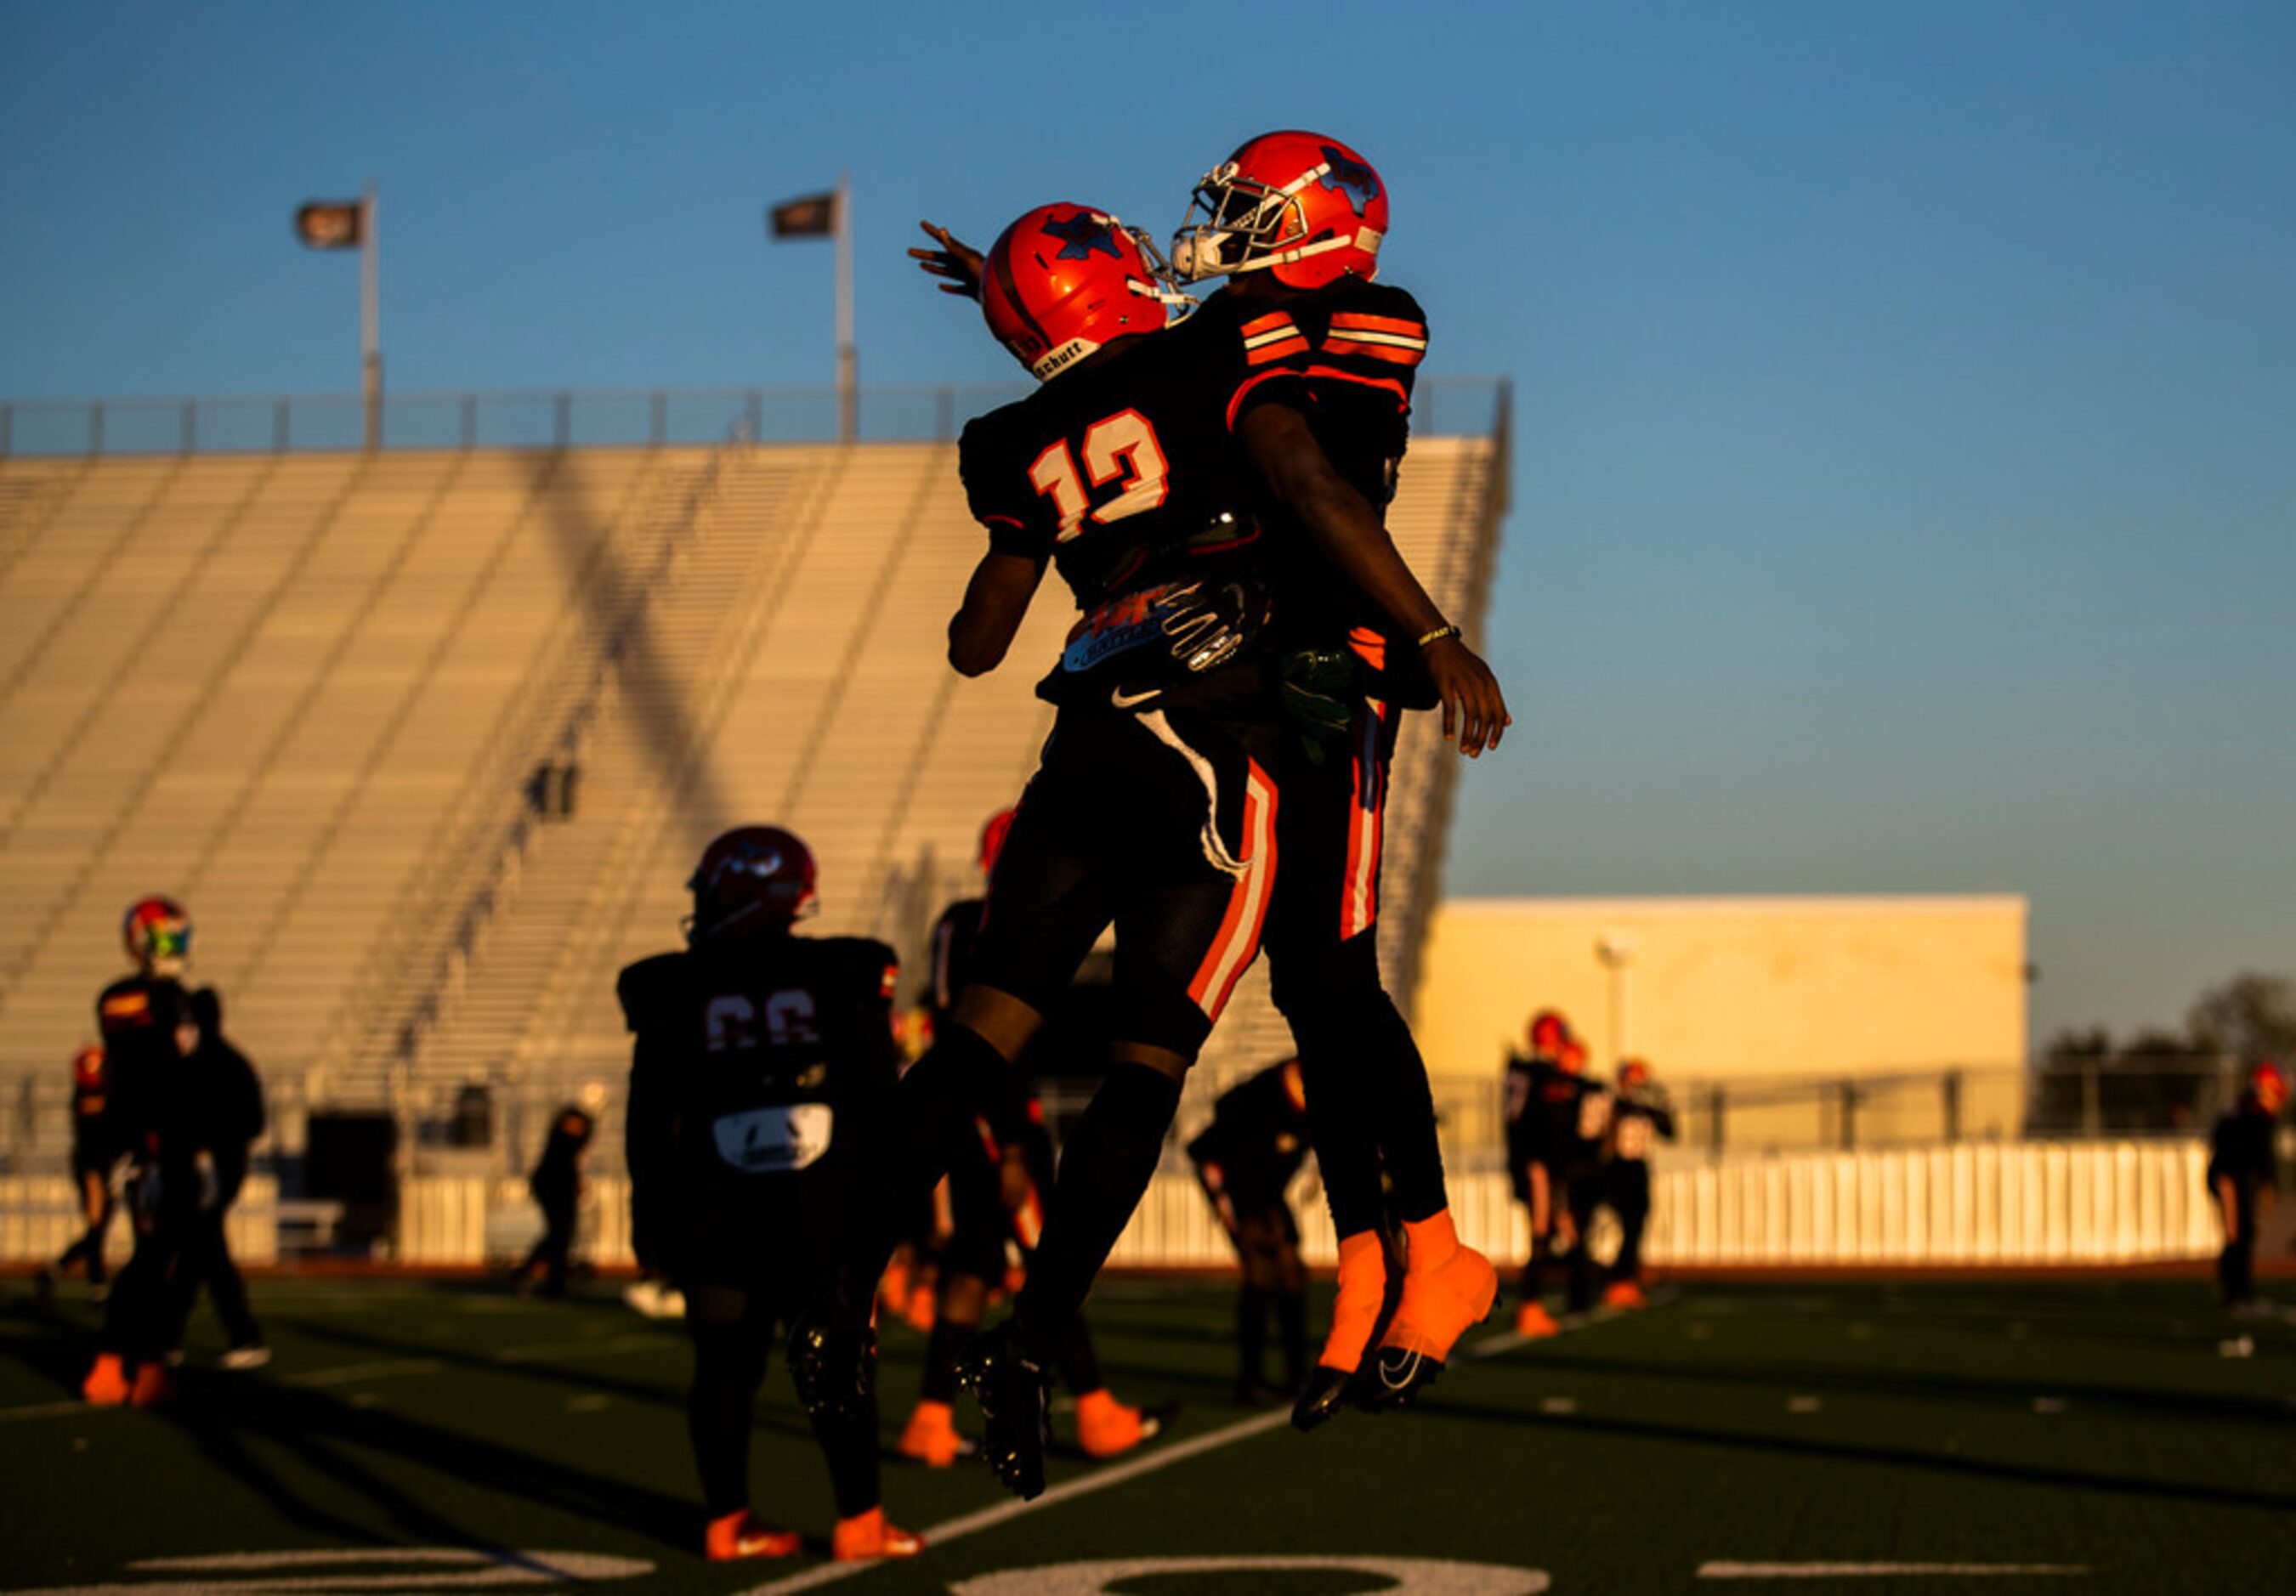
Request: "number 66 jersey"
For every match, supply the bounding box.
[619,934,901,1288]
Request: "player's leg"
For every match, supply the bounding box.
[1606,1168,1651,1308]
[1269,1198,1310,1392]
[901,1164,1001,1467]
[683,1281,797,1559]
[1516,1162,1562,1337]
[1231,1207,1287,1398]
[1564,1171,1602,1315]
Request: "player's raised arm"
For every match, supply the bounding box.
[910,221,984,298]
[1238,401,1511,756]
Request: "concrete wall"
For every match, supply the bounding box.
[1411,895,2028,1093]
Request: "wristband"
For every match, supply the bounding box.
[1415,624,1461,649]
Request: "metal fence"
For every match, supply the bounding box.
[0,378,1511,457]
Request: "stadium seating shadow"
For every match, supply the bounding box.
[1530,1347,2296,1434]
[1412,1393,2296,1514]
[159,1366,700,1552]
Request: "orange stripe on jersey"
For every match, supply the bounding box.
[1303,364,1410,410]
[1329,312,1427,338]
[1341,699,1390,940]
[1245,334,1310,365]
[1226,368,1302,430]
[1186,761,1278,1020]
[1323,332,1426,366]
[1347,625,1386,673]
[1241,312,1296,336]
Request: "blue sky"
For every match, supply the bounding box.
[4,2,2292,1044]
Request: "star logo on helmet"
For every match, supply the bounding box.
[1040,211,1123,261]
[1316,147,1380,215]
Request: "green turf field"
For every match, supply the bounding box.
[1,1274,2290,1593]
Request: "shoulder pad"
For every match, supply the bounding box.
[616,953,688,1027]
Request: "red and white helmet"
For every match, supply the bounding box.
[1527,1009,1570,1056]
[123,895,191,976]
[982,204,1171,382]
[2254,1060,2288,1113]
[1171,130,1388,288]
[687,826,817,941]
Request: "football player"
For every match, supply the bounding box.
[621,828,921,1563]
[81,897,205,1406]
[798,200,1504,1502]
[43,1044,119,1299]
[2207,1060,2284,1311]
[513,1104,594,1299]
[899,809,1160,1469]
[912,131,1505,1428]
[1505,1021,1605,1335]
[160,986,268,1367]
[1600,1058,1675,1309]
[1186,1056,1313,1402]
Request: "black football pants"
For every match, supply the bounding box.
[686,1278,879,1520]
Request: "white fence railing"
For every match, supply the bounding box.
[0,1144,2218,1271]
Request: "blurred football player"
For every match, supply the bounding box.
[162,987,268,1367]
[1504,1019,1604,1335]
[43,1044,120,1299]
[800,198,1500,1501]
[899,809,1159,1469]
[1600,1058,1675,1309]
[2207,1060,2284,1311]
[1187,1056,1313,1402]
[513,1105,594,1298]
[621,828,921,1562]
[82,897,205,1406]
[910,132,1506,1430]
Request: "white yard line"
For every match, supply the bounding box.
[1698,1564,2089,1579]
[740,1300,1636,1596]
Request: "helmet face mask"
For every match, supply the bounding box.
[687,827,818,943]
[1170,131,1387,288]
[123,896,191,976]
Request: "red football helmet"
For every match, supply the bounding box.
[2253,1060,2287,1113]
[1618,1059,1653,1092]
[1558,1038,1589,1076]
[1527,1009,1570,1056]
[688,827,817,941]
[981,204,1169,382]
[122,895,190,975]
[1171,130,1388,288]
[978,807,1018,877]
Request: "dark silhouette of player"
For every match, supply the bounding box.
[621,826,921,1563]
[1505,1017,1606,1333]
[1600,1058,1674,1308]
[162,987,267,1365]
[2208,1060,2285,1310]
[43,1044,120,1298]
[513,1106,594,1298]
[1188,1056,1313,1401]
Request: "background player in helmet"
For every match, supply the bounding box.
[1600,1058,1675,1309]
[1506,1026,1606,1335]
[82,897,206,1406]
[161,986,268,1367]
[1503,1010,1570,1335]
[802,197,1490,1502]
[513,1105,595,1298]
[2207,1060,2284,1312]
[43,1044,121,1300]
[621,828,921,1563]
[1187,1056,1313,1404]
[898,807,1160,1471]
[913,132,1508,1429]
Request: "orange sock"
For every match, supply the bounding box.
[1319,1231,1387,1373]
[1402,1209,1461,1275]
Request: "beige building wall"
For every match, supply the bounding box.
[1412,897,2030,1154]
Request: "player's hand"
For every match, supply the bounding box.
[910,221,983,299]
[1422,636,1511,757]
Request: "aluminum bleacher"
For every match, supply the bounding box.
[0,406,1508,1166]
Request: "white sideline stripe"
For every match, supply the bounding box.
[281,1357,447,1387]
[739,1301,1638,1596]
[1698,1564,2089,1579]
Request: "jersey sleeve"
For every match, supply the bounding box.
[1201,299,1317,434]
[959,410,1057,566]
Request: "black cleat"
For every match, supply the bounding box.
[955,1321,1051,1501]
[786,1314,877,1423]
[1290,1365,1366,1431]
[1363,1344,1446,1411]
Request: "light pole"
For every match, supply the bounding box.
[1596,931,1636,1068]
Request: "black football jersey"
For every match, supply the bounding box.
[960,311,1310,705]
[2207,1100,2278,1194]
[1609,1089,1676,1164]
[94,975,200,1167]
[1505,1056,1608,1169]
[1188,1059,1312,1206]
[620,935,899,1270]
[1188,279,1433,704]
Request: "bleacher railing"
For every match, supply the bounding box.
[0,380,1510,457]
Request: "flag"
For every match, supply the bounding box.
[295,201,365,250]
[768,191,838,239]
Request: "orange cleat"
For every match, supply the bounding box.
[1291,1231,1389,1432]
[1074,1387,1160,1459]
[898,1399,969,1468]
[82,1353,131,1406]
[128,1361,177,1408]
[832,1506,924,1561]
[1369,1214,1497,1407]
[1603,1280,1647,1310]
[704,1508,801,1561]
[1515,1301,1562,1338]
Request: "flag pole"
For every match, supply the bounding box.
[360,182,383,451]
[835,173,855,444]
